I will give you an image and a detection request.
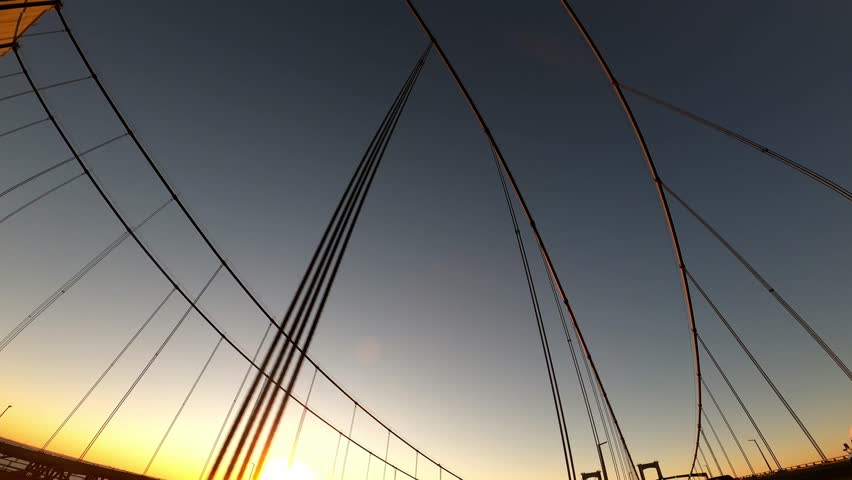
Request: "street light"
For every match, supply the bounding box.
[597,441,610,480]
[0,405,11,420]
[748,439,772,472]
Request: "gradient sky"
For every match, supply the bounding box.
[1,1,851,479]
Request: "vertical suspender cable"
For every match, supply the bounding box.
[700,428,723,476]
[698,445,714,478]
[702,379,755,475]
[402,1,640,476]
[287,368,318,468]
[0,172,83,226]
[0,199,173,354]
[701,409,736,476]
[620,84,852,203]
[663,182,852,385]
[79,264,223,460]
[552,1,701,472]
[687,270,825,460]
[697,335,780,469]
[492,146,576,480]
[41,286,176,451]
[12,42,298,433]
[198,324,273,480]
[340,404,358,478]
[144,337,224,475]
[0,134,126,201]
[50,12,461,478]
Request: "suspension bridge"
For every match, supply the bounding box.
[0,1,850,479]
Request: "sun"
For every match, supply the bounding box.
[258,458,317,480]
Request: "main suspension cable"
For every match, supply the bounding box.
[198,323,272,480]
[0,199,173,353]
[701,378,755,475]
[553,1,701,473]
[697,334,780,469]
[144,336,224,475]
[210,44,431,480]
[50,10,460,476]
[41,286,176,451]
[700,427,723,476]
[249,44,432,480]
[492,145,576,480]
[17,27,458,478]
[80,264,223,460]
[403,1,640,476]
[687,270,825,460]
[701,409,735,476]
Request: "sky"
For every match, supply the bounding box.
[1,1,851,479]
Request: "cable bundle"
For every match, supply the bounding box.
[208,43,433,480]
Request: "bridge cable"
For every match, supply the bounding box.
[0,117,48,139]
[0,199,172,354]
[697,334,780,469]
[0,74,92,104]
[701,378,755,475]
[144,336,224,475]
[541,240,620,480]
[0,134,127,200]
[492,144,576,480]
[701,409,736,476]
[0,71,23,81]
[41,286,177,451]
[14,44,282,401]
[620,84,852,204]
[21,28,66,38]
[402,1,641,477]
[331,407,357,480]
[330,434,344,479]
[383,430,391,480]
[553,2,702,473]
[0,171,82,226]
[247,44,431,480]
[663,181,852,385]
[340,404,359,479]
[697,445,713,478]
[198,323,273,480]
[51,11,457,476]
[600,404,631,480]
[80,264,223,460]
[699,427,724,476]
[14,39,441,479]
[687,270,826,460]
[287,368,318,470]
[210,43,431,480]
[583,347,630,480]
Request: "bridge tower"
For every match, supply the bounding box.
[637,461,664,480]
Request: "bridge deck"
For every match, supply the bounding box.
[0,439,156,480]
[742,460,852,480]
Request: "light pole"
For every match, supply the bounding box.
[0,405,11,420]
[748,439,772,473]
[597,441,610,480]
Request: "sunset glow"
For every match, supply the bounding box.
[1,2,851,480]
[260,459,317,480]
